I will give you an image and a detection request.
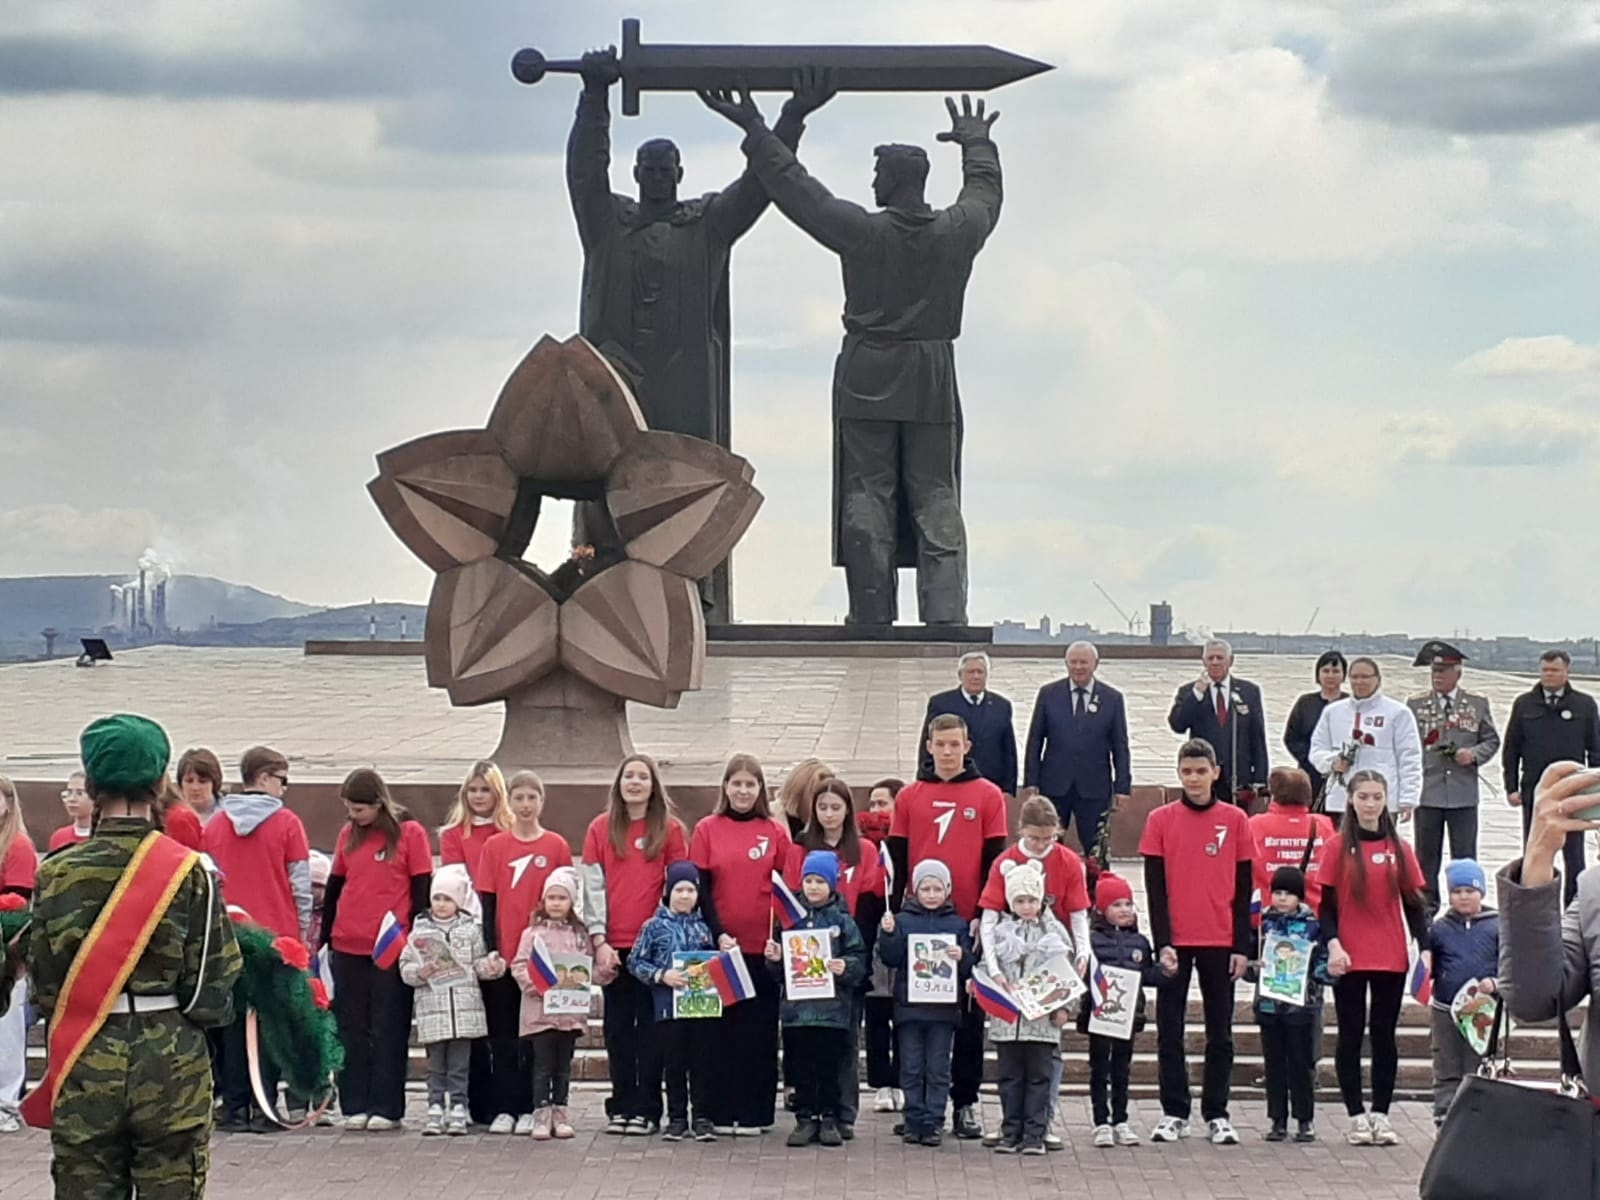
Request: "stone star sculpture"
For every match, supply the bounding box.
[368,334,762,766]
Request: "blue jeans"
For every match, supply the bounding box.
[897,1021,955,1134]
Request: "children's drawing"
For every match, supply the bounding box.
[782,928,835,1002]
[1012,952,1086,1021]
[545,952,594,1015]
[1451,979,1498,1057]
[1257,931,1313,1007]
[905,933,958,1003]
[1086,964,1140,1040]
[409,929,469,990]
[672,950,722,1020]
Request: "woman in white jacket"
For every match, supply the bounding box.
[1310,657,1423,816]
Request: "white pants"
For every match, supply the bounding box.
[0,974,27,1111]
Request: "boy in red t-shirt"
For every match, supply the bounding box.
[1139,738,1255,1147]
[888,714,1007,1141]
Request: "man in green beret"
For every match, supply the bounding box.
[25,713,241,1197]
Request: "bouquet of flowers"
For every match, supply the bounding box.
[1422,727,1459,761]
[0,894,30,1018]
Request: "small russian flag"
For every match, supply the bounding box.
[1249,888,1262,919]
[527,935,560,995]
[706,949,756,1005]
[1409,956,1433,1006]
[372,911,408,970]
[878,840,894,899]
[971,965,1022,1024]
[311,946,336,1001]
[770,870,806,930]
[1086,955,1110,1012]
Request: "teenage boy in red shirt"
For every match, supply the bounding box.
[889,713,1008,1140]
[1139,738,1255,1147]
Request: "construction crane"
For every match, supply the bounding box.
[1091,580,1143,635]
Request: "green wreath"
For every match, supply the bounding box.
[228,918,345,1101]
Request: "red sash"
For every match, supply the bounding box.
[20,833,198,1128]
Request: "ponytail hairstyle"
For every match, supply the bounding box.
[798,778,863,866]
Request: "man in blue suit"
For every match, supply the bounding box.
[1022,641,1131,853]
[1166,638,1270,806]
[919,651,1018,796]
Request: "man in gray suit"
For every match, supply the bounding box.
[1406,640,1500,916]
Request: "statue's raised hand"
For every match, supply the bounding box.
[782,66,839,121]
[698,84,766,132]
[937,94,999,145]
[580,47,621,89]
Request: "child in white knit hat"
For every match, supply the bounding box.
[399,868,505,1136]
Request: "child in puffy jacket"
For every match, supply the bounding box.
[630,860,719,1142]
[1077,873,1170,1148]
[1252,866,1331,1144]
[510,867,591,1141]
[1427,859,1499,1125]
[399,869,506,1136]
[764,849,867,1149]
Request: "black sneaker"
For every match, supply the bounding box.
[892,1121,907,1136]
[1265,1121,1287,1143]
[902,1127,922,1145]
[215,1110,249,1134]
[837,1122,855,1142]
[626,1117,659,1138]
[692,1118,717,1142]
[952,1105,982,1140]
[919,1129,943,1147]
[818,1119,844,1148]
[662,1118,689,1142]
[1294,1121,1317,1143]
[994,1138,1022,1154]
[1021,1139,1047,1156]
[786,1119,819,1148]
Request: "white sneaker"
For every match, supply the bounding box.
[1208,1118,1239,1145]
[488,1113,516,1135]
[1347,1113,1374,1145]
[365,1116,398,1132]
[1114,1122,1140,1146]
[421,1104,444,1137]
[873,1087,896,1113]
[893,1089,905,1111]
[1369,1112,1399,1146]
[341,1113,369,1131]
[1092,1124,1114,1148]
[0,1109,21,1134]
[1151,1116,1190,1142]
[514,1113,537,1136]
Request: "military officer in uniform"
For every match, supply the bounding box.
[1406,642,1500,916]
[27,713,241,1198]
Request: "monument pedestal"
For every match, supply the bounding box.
[492,669,635,768]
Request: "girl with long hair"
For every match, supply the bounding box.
[1316,769,1428,1148]
[691,753,792,1135]
[776,757,835,839]
[0,775,36,1134]
[439,760,513,887]
[581,753,688,1137]
[320,768,433,1131]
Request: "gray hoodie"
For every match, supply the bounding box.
[219,791,313,942]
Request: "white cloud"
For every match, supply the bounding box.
[1456,335,1600,376]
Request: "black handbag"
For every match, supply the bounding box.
[1420,998,1596,1199]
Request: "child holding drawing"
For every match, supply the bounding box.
[1253,866,1328,1144]
[1078,872,1169,1148]
[877,859,972,1146]
[765,850,867,1148]
[630,861,719,1142]
[1426,859,1498,1125]
[398,870,506,1137]
[510,868,591,1141]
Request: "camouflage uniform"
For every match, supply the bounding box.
[29,817,241,1199]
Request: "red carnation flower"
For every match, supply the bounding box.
[272,937,311,972]
[0,895,26,912]
[1424,729,1440,747]
[309,978,331,1010]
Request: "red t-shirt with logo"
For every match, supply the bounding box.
[582,815,690,950]
[48,825,91,852]
[1,833,38,893]
[783,837,884,918]
[1249,805,1337,917]
[476,829,573,956]
[328,820,432,957]
[690,813,792,953]
[1316,835,1425,973]
[978,843,1090,924]
[1138,799,1255,948]
[203,806,312,940]
[439,821,504,890]
[890,776,1008,920]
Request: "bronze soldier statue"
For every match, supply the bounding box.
[701,74,1002,627]
[567,48,832,621]
[25,713,241,1197]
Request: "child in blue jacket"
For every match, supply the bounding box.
[877,859,972,1147]
[1253,866,1331,1144]
[764,849,867,1149]
[1427,859,1499,1125]
[630,860,718,1142]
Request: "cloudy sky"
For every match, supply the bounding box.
[3,1,1598,639]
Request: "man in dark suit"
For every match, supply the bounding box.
[1504,648,1600,903]
[920,651,1017,796]
[1167,638,1270,806]
[1022,641,1131,855]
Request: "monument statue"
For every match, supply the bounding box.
[701,79,1002,627]
[368,335,762,767]
[564,47,829,623]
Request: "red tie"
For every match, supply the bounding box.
[1215,686,1228,725]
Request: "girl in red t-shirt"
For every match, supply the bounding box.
[0,774,38,1131]
[438,760,513,889]
[1317,769,1428,1149]
[475,770,572,1134]
[48,771,93,852]
[785,777,884,1134]
[320,769,433,1130]
[690,753,791,1135]
[858,778,904,1113]
[582,753,687,1137]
